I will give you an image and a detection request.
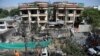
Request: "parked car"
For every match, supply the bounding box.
[41,48,48,56]
[84,32,100,56]
[87,46,100,56]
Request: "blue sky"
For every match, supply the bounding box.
[0,0,100,8]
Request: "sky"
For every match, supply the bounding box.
[0,0,100,8]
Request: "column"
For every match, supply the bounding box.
[28,10,31,33]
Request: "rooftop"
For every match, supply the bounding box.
[19,1,84,8]
[0,17,14,22]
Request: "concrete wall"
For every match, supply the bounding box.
[78,25,91,32]
[0,21,8,32]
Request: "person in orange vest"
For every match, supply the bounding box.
[14,50,20,56]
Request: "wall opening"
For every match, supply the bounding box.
[67,17,70,21]
[30,10,37,14]
[0,22,4,24]
[22,17,28,21]
[58,9,65,14]
[21,10,28,14]
[68,10,74,14]
[76,10,81,14]
[58,16,65,20]
[39,10,45,14]
[31,17,37,21]
[39,16,45,20]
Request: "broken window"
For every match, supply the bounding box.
[75,17,80,21]
[30,10,37,14]
[39,10,45,14]
[58,9,65,14]
[67,17,70,21]
[31,17,37,21]
[0,22,4,24]
[21,10,28,14]
[22,17,28,21]
[0,26,5,29]
[68,10,74,14]
[67,17,73,21]
[76,10,81,14]
[39,16,45,20]
[58,16,65,20]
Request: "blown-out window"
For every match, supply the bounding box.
[21,10,28,14]
[30,10,37,14]
[31,17,37,21]
[39,16,45,20]
[0,26,5,29]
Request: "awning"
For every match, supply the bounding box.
[0,39,52,49]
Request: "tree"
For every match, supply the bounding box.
[0,8,9,18]
[9,8,19,16]
[61,39,86,56]
[82,8,100,29]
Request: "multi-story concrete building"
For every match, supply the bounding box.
[19,1,84,29]
[0,17,18,32]
[49,2,84,28]
[19,2,48,30]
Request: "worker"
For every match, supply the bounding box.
[14,50,20,56]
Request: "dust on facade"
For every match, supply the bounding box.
[19,1,84,31]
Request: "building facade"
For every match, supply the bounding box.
[93,6,100,10]
[0,17,17,32]
[19,2,84,29]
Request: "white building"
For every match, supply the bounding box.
[93,6,100,10]
[0,17,17,32]
[0,20,8,32]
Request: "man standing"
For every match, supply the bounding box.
[14,50,20,56]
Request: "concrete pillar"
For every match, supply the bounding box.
[20,11,22,15]
[73,10,76,30]
[28,10,31,22]
[56,10,58,22]
[37,9,40,27]
[28,10,31,33]
[73,10,76,23]
[5,21,8,30]
[20,11,23,21]
[64,9,68,28]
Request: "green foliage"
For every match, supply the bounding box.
[62,39,86,56]
[82,8,100,28]
[0,8,9,18]
[9,8,19,16]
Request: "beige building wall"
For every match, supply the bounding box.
[19,2,84,29]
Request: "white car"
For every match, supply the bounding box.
[41,48,48,56]
[88,46,100,56]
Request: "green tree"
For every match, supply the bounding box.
[82,8,100,29]
[10,8,19,16]
[62,39,86,56]
[0,8,9,18]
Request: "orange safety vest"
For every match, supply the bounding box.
[15,52,20,56]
